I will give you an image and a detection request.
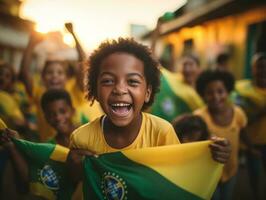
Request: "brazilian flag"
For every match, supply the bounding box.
[150,68,204,122]
[83,141,222,200]
[11,139,74,200]
[231,79,266,119]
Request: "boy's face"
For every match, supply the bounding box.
[253,59,266,88]
[42,63,67,89]
[44,99,74,135]
[181,57,200,85]
[203,80,228,111]
[0,67,13,91]
[96,52,151,127]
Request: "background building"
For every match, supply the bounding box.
[143,0,266,79]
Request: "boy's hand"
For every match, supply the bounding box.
[65,22,74,34]
[67,149,97,165]
[0,128,19,149]
[209,136,231,164]
[66,149,97,184]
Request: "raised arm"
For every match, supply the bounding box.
[19,32,43,97]
[65,23,86,90]
[151,19,162,56]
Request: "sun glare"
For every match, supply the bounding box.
[63,33,75,47]
[35,23,50,33]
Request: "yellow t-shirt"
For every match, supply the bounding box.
[70,112,180,154]
[31,85,55,141]
[0,91,24,129]
[194,105,247,182]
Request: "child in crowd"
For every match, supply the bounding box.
[67,38,231,184]
[194,69,254,200]
[19,32,71,141]
[40,89,76,147]
[19,28,102,141]
[0,89,76,199]
[180,53,202,88]
[172,114,209,143]
[0,61,35,133]
[232,53,266,199]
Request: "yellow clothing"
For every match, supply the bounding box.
[0,91,24,129]
[13,81,35,112]
[235,80,266,144]
[0,118,7,129]
[70,112,180,154]
[66,78,103,123]
[32,85,55,141]
[194,106,247,182]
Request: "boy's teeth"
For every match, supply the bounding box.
[112,103,130,107]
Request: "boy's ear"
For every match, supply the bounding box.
[145,85,152,103]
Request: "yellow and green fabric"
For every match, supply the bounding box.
[231,79,266,144]
[83,141,222,200]
[150,68,204,122]
[11,139,73,200]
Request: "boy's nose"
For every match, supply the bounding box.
[212,93,220,101]
[112,83,128,95]
[54,113,63,122]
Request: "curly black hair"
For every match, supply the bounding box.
[172,114,209,141]
[85,37,160,110]
[41,88,73,112]
[196,69,235,97]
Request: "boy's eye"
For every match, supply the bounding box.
[100,79,114,85]
[128,79,140,86]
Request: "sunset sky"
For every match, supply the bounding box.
[20,0,186,51]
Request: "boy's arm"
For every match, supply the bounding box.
[209,136,231,164]
[19,32,43,97]
[0,129,29,193]
[151,19,162,56]
[65,22,86,91]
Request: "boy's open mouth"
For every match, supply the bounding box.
[110,103,132,116]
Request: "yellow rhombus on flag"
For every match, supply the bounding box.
[83,141,223,200]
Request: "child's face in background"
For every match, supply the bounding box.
[203,80,228,112]
[42,63,67,89]
[181,57,200,85]
[0,67,13,91]
[44,99,74,135]
[96,52,151,127]
[253,59,266,88]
